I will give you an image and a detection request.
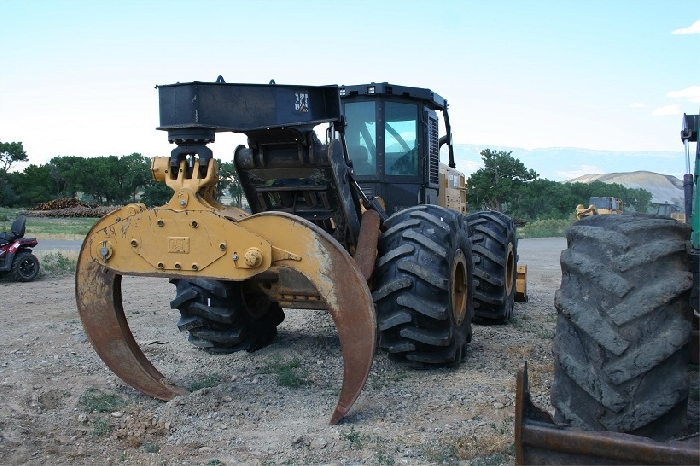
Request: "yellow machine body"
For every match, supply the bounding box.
[438,163,467,214]
[576,197,623,220]
[75,79,526,426]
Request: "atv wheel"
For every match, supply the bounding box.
[373,205,473,367]
[170,279,284,354]
[466,211,517,324]
[551,214,693,441]
[11,252,39,282]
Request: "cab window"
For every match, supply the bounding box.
[385,102,418,175]
[344,101,377,176]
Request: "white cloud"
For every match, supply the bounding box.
[460,160,483,176]
[628,103,646,108]
[652,104,680,116]
[672,20,700,34]
[667,85,700,103]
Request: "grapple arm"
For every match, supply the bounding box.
[75,155,377,424]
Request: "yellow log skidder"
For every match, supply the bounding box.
[76,79,525,423]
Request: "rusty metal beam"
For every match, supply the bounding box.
[515,361,699,465]
[353,209,381,281]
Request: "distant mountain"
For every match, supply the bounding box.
[450,144,686,182]
[568,171,684,205]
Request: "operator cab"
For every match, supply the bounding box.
[589,197,621,212]
[339,83,454,214]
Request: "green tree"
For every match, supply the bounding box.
[622,187,652,212]
[140,181,172,207]
[0,141,29,203]
[217,161,244,207]
[7,164,54,206]
[47,154,154,205]
[513,179,578,220]
[466,149,538,212]
[114,153,151,203]
[77,157,114,204]
[48,156,86,198]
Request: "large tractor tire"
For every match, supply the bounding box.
[551,214,693,441]
[373,205,474,367]
[466,211,517,324]
[170,279,284,354]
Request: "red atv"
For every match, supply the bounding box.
[0,216,40,282]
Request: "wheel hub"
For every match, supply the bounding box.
[451,249,468,325]
[505,242,515,295]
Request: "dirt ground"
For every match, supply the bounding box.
[0,237,690,465]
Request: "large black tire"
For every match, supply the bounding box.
[170,279,284,354]
[11,252,39,282]
[466,211,517,324]
[691,251,699,313]
[373,205,474,367]
[551,214,693,441]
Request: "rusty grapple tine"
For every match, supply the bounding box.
[243,212,377,424]
[323,253,376,424]
[75,249,188,400]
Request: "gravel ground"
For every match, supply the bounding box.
[0,236,676,466]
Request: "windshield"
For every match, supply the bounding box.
[590,197,618,210]
[385,102,418,175]
[343,100,419,176]
[344,101,377,176]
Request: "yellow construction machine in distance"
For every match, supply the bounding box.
[575,196,623,219]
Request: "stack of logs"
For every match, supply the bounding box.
[27,198,116,218]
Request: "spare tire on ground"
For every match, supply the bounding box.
[551,214,693,441]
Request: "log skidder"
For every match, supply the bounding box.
[551,214,693,441]
[74,79,489,424]
[466,211,518,324]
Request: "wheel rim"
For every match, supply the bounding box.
[20,259,36,278]
[241,281,272,318]
[451,249,468,325]
[505,242,515,295]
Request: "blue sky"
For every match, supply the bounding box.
[1,1,698,180]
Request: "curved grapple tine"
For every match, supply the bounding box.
[244,212,377,424]
[312,237,376,425]
[325,274,376,424]
[75,257,188,400]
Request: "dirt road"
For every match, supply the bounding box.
[1,238,565,465]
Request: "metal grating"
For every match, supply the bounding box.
[428,116,439,184]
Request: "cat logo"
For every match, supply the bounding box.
[168,237,190,253]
